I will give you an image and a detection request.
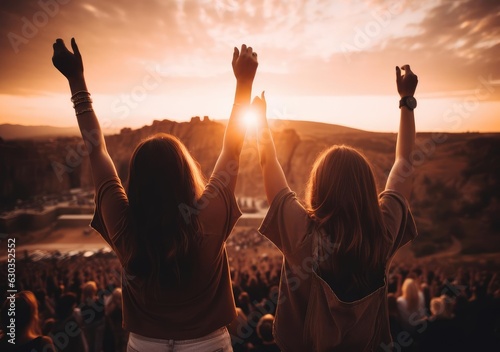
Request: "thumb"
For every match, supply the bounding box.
[396,66,402,82]
[232,46,239,67]
[251,95,262,106]
[71,38,81,57]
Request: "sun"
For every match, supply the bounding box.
[242,109,259,129]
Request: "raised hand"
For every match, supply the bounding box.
[52,38,84,81]
[396,65,418,97]
[253,91,274,147]
[232,44,258,84]
[252,91,267,126]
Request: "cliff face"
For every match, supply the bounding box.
[1,119,499,256]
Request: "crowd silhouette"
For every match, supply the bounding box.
[0,249,499,351]
[0,39,499,351]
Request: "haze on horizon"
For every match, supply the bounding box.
[0,0,499,133]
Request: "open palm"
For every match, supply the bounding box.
[52,38,84,80]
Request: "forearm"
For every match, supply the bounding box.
[234,80,252,105]
[258,121,288,203]
[68,76,107,155]
[67,76,118,187]
[222,81,252,157]
[386,106,415,197]
[257,122,278,166]
[395,107,416,161]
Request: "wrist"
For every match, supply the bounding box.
[234,82,252,104]
[68,75,86,90]
[236,78,253,87]
[399,96,417,111]
[69,83,88,97]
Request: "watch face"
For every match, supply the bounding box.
[406,96,417,109]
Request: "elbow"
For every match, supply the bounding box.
[387,160,415,188]
[394,157,414,173]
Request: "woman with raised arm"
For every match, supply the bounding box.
[52,38,258,351]
[254,65,419,351]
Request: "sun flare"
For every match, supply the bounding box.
[242,110,259,129]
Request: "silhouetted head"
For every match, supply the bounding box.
[1,291,40,336]
[305,145,388,290]
[111,287,122,306]
[402,278,420,313]
[306,145,380,226]
[128,133,205,213]
[257,314,275,343]
[430,296,445,317]
[81,281,97,302]
[55,293,77,320]
[127,133,206,288]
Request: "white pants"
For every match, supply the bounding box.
[127,327,233,352]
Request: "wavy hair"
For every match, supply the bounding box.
[1,291,40,336]
[306,145,389,295]
[126,133,206,289]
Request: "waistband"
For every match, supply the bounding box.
[129,327,228,345]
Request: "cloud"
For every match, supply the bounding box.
[0,0,498,100]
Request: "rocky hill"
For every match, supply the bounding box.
[0,118,499,256]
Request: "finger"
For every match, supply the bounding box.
[53,39,65,54]
[402,64,413,74]
[396,66,402,82]
[247,46,253,55]
[241,44,247,54]
[53,38,63,48]
[232,46,239,66]
[56,38,67,50]
[261,91,265,101]
[71,37,81,57]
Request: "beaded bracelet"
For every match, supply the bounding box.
[75,107,94,116]
[71,90,91,103]
[73,97,93,108]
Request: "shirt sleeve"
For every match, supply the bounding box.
[258,188,311,255]
[90,176,129,258]
[198,173,242,240]
[379,189,418,258]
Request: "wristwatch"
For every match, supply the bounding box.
[399,96,417,111]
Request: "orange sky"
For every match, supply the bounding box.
[0,0,499,132]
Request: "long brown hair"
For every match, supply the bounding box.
[1,291,40,336]
[305,145,389,294]
[126,133,205,289]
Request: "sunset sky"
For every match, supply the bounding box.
[0,0,499,132]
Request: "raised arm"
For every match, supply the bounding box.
[385,65,418,199]
[52,38,117,187]
[253,93,289,204]
[211,44,258,191]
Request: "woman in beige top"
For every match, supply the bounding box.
[254,65,419,351]
[52,38,259,351]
